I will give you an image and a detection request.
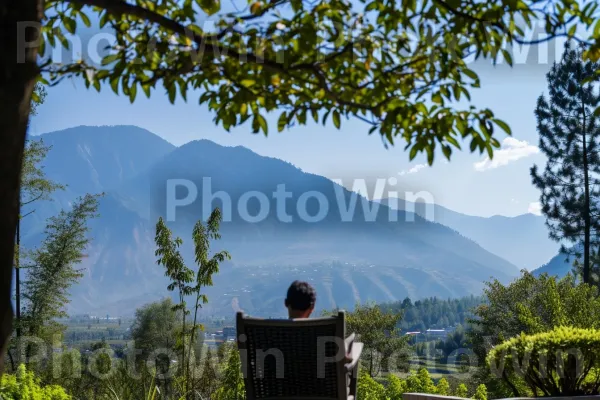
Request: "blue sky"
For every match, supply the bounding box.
[30,34,569,218]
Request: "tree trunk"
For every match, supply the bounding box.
[0,0,42,373]
[582,92,591,284]
[15,218,21,338]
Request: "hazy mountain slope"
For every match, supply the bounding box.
[39,125,175,194]
[380,198,558,270]
[532,244,582,278]
[22,125,175,243]
[22,126,523,316]
[533,252,571,277]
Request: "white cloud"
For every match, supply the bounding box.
[528,201,542,216]
[398,163,427,176]
[474,137,539,172]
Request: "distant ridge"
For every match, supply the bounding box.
[23,125,526,316]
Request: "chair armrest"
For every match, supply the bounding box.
[345,342,363,372]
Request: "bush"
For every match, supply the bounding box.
[436,377,450,396]
[472,384,487,400]
[385,374,406,398]
[0,364,70,400]
[357,372,388,400]
[487,326,600,396]
[455,383,468,397]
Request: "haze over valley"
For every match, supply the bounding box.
[23,125,562,316]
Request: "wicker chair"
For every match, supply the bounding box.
[236,311,364,400]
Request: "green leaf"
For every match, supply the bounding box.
[442,145,452,159]
[64,17,76,34]
[142,84,151,98]
[594,19,600,37]
[110,76,119,94]
[129,83,137,103]
[278,112,287,132]
[257,114,268,135]
[409,145,418,160]
[102,53,120,66]
[167,84,176,104]
[463,69,478,80]
[486,144,494,159]
[80,12,91,27]
[332,110,341,129]
[568,24,577,37]
[492,118,512,135]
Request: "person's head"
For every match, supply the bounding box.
[285,280,316,318]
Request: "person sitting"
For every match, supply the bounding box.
[285,280,316,319]
[284,280,353,364]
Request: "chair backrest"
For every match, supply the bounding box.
[236,311,347,400]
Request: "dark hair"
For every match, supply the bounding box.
[285,280,316,311]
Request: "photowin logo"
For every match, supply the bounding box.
[161,176,436,224]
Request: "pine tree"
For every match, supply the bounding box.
[531,42,600,284]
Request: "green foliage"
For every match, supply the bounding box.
[20,139,64,209]
[15,137,65,338]
[197,347,219,399]
[415,368,436,393]
[469,272,600,397]
[472,384,487,400]
[530,42,600,285]
[189,208,231,372]
[20,193,101,338]
[455,383,469,398]
[30,83,47,117]
[357,372,388,400]
[344,302,409,376]
[39,0,598,163]
[470,272,600,357]
[154,208,230,395]
[436,377,451,396]
[130,298,180,376]
[357,369,482,399]
[437,324,469,362]
[383,295,483,332]
[385,374,406,398]
[213,344,245,400]
[487,326,600,396]
[0,364,70,400]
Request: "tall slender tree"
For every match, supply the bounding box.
[189,208,230,382]
[531,42,600,284]
[20,193,101,339]
[154,217,194,391]
[15,139,64,338]
[155,208,229,398]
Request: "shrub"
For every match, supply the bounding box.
[436,377,450,396]
[472,384,487,400]
[385,374,406,399]
[0,364,70,400]
[357,372,388,400]
[487,326,600,396]
[455,383,469,397]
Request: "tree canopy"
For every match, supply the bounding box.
[39,0,600,162]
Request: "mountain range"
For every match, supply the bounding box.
[21,125,559,316]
